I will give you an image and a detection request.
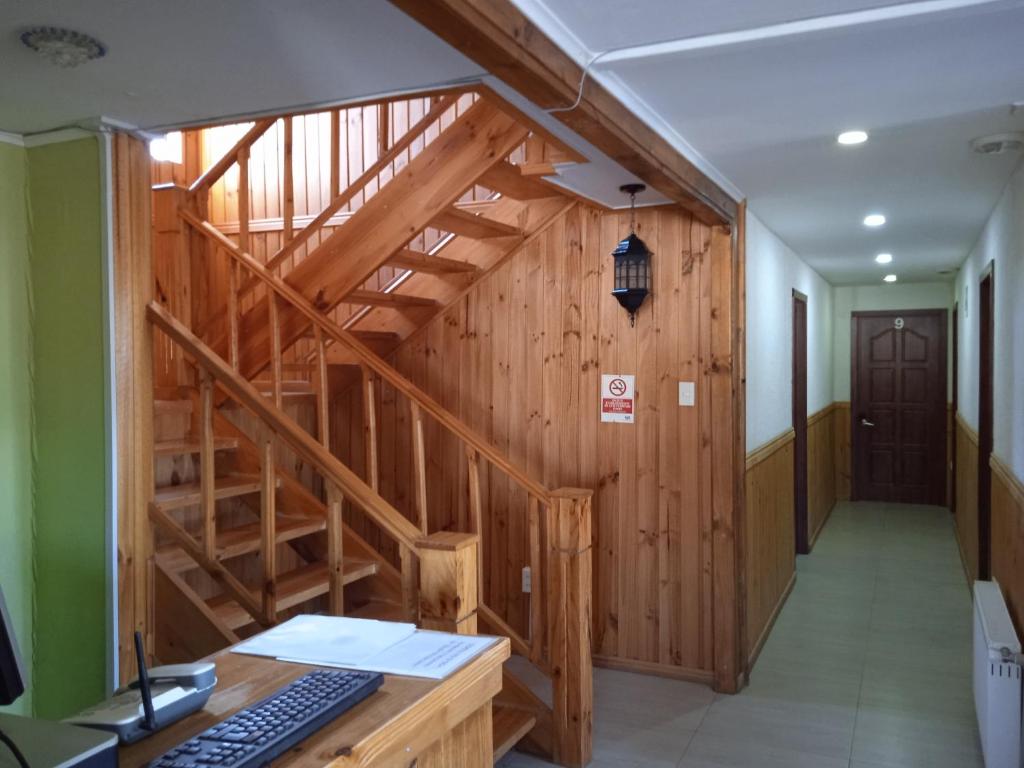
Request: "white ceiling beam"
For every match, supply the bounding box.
[594,0,1009,64]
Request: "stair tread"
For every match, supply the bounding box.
[156,515,328,573]
[492,705,538,762]
[432,206,522,240]
[386,248,480,275]
[153,473,271,512]
[212,559,380,630]
[154,437,239,456]
[345,290,438,309]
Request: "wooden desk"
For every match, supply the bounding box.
[120,636,510,767]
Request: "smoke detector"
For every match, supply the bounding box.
[20,26,107,68]
[971,132,1024,155]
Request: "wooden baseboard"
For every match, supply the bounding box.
[746,569,796,671]
[592,655,714,685]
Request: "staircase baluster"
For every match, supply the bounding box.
[466,447,484,594]
[314,325,330,448]
[282,117,294,246]
[199,368,216,560]
[400,544,417,623]
[330,110,341,200]
[268,293,283,408]
[260,432,277,623]
[327,484,345,616]
[361,366,379,492]
[237,145,250,254]
[529,494,543,663]
[410,401,428,535]
[227,253,239,370]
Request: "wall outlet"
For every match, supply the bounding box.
[522,566,532,594]
[679,381,695,407]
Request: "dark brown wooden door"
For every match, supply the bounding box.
[793,293,809,554]
[852,310,947,504]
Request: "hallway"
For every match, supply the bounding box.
[500,501,981,768]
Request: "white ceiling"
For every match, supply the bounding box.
[511,0,1024,284]
[0,1,485,135]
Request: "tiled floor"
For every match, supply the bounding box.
[498,501,982,768]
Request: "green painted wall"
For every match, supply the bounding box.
[26,138,108,718]
[0,141,34,716]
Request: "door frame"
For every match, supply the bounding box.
[792,290,809,554]
[951,302,958,515]
[850,308,948,503]
[978,266,994,579]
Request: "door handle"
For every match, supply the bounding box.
[860,417,875,427]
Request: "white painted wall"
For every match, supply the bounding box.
[745,210,834,451]
[831,282,955,403]
[955,162,1024,481]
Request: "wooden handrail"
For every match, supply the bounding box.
[147,301,423,551]
[188,119,275,196]
[179,208,554,503]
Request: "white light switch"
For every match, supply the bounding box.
[678,381,695,407]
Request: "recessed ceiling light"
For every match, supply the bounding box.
[875,253,893,264]
[837,130,868,145]
[883,274,898,283]
[863,213,886,227]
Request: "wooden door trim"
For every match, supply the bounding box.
[977,267,994,579]
[850,308,948,503]
[792,293,809,555]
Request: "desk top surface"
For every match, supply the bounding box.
[119,634,509,768]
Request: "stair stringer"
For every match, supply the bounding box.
[232,99,531,380]
[154,559,239,664]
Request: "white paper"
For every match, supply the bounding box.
[289,631,499,680]
[232,615,416,665]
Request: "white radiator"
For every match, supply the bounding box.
[974,580,1022,768]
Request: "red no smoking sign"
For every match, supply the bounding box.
[600,374,635,423]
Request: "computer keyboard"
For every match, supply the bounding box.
[148,668,384,767]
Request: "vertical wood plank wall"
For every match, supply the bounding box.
[954,414,1024,642]
[744,432,795,663]
[991,456,1024,632]
[808,403,838,545]
[834,402,852,501]
[954,414,980,581]
[334,203,722,678]
[744,402,839,664]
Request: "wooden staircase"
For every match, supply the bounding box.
[148,88,594,766]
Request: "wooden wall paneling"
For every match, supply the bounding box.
[743,432,796,666]
[506,231,530,630]
[834,402,852,501]
[634,211,659,664]
[807,404,838,548]
[991,456,1024,634]
[656,209,683,668]
[328,201,724,681]
[955,414,979,582]
[708,223,742,692]
[592,210,620,659]
[116,134,156,680]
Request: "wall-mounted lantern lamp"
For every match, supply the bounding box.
[611,183,652,327]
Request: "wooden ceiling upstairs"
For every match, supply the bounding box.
[388,0,739,226]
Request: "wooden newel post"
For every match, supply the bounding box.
[546,488,593,768]
[416,532,479,634]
